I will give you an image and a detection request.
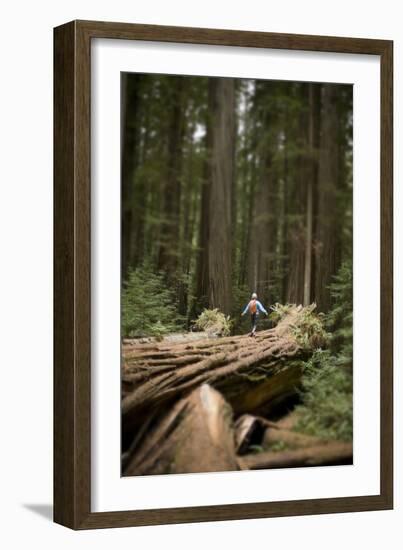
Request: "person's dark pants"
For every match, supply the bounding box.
[251,313,257,334]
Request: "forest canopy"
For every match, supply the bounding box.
[121,73,353,336]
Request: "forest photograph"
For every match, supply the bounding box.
[121,72,353,477]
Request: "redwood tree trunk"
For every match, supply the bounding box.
[247,107,273,300]
[303,83,320,305]
[158,77,187,280]
[247,152,273,298]
[121,73,143,277]
[314,84,341,312]
[194,102,212,311]
[207,78,235,314]
[286,84,309,305]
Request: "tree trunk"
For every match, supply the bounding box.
[314,84,341,312]
[123,384,240,476]
[247,129,273,299]
[158,77,187,280]
[121,73,143,277]
[122,305,326,440]
[207,78,235,314]
[178,119,196,318]
[286,84,309,305]
[303,83,321,305]
[194,85,213,312]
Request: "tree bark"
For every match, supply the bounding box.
[158,77,187,279]
[121,73,143,277]
[314,84,341,312]
[207,78,235,314]
[286,84,309,305]
[247,88,273,299]
[123,384,240,476]
[302,84,316,305]
[247,151,273,299]
[122,306,326,439]
[194,99,212,312]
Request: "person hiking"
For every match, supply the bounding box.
[241,292,268,336]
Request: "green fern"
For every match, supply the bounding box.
[295,262,353,441]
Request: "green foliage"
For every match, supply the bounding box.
[248,444,264,454]
[327,260,353,368]
[269,303,329,350]
[291,306,330,350]
[295,350,353,441]
[122,263,184,338]
[266,440,290,453]
[268,303,294,323]
[295,263,353,441]
[193,308,232,337]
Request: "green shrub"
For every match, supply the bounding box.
[193,308,232,336]
[326,260,353,369]
[295,350,353,441]
[122,263,184,338]
[268,302,294,324]
[291,306,330,350]
[295,262,353,441]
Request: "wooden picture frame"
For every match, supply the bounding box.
[54,19,393,529]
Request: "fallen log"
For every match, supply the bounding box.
[123,331,216,349]
[123,384,240,476]
[263,426,323,450]
[122,305,327,435]
[234,414,323,454]
[240,442,353,470]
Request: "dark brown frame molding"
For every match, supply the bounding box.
[54,20,393,529]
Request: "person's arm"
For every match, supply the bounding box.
[241,302,250,316]
[257,301,268,315]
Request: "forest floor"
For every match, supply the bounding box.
[123,331,217,346]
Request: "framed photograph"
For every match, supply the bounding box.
[54,20,393,529]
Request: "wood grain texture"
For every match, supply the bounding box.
[54,19,393,530]
[380,40,393,507]
[74,19,391,54]
[54,21,91,529]
[54,21,77,528]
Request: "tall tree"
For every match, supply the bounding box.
[121,73,352,331]
[247,149,273,299]
[285,84,308,304]
[314,84,341,312]
[194,94,213,311]
[157,77,187,280]
[207,77,235,314]
[303,83,321,305]
[121,73,143,277]
[247,82,275,302]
